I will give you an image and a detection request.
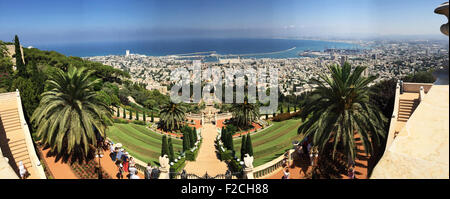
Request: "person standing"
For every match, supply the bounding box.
[116,148,124,162]
[116,160,124,179]
[122,152,129,173]
[282,167,290,179]
[18,161,28,179]
[145,163,152,179]
[130,170,140,179]
[348,166,355,179]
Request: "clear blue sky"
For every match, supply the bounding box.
[0,0,447,44]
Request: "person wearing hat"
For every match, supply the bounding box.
[116,148,124,163]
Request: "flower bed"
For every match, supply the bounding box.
[70,159,111,179]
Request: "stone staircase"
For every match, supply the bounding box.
[397,99,419,122]
[0,93,33,174]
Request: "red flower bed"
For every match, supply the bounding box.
[70,159,111,179]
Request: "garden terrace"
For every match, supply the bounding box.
[233,119,303,167]
[107,123,183,165]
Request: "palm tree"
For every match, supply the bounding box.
[230,96,259,129]
[158,101,186,132]
[297,63,386,165]
[31,67,112,158]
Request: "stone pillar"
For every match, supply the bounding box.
[158,155,171,179]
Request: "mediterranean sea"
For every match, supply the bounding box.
[34,38,361,59]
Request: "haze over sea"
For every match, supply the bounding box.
[33,38,361,59]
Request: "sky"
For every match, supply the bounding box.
[0,0,447,45]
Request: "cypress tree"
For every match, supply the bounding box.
[280,104,284,113]
[246,134,253,156]
[287,104,290,113]
[168,137,175,162]
[161,135,168,157]
[117,106,120,117]
[129,109,132,120]
[294,105,297,112]
[189,127,196,147]
[123,107,126,119]
[183,130,191,151]
[136,109,139,120]
[228,132,234,152]
[151,111,154,122]
[14,35,25,77]
[240,135,247,160]
[265,114,268,120]
[220,127,226,143]
[143,111,146,122]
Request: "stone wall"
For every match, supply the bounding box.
[403,82,433,93]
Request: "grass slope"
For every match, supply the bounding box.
[107,123,182,165]
[234,119,303,167]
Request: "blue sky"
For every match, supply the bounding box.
[0,0,447,44]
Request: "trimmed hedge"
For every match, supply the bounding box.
[132,120,146,125]
[113,118,129,124]
[272,111,301,122]
[185,140,201,161]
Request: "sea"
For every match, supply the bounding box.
[33,38,362,59]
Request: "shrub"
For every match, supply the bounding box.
[132,120,146,125]
[272,112,291,121]
[113,118,129,124]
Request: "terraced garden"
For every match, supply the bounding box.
[233,119,303,167]
[107,123,183,165]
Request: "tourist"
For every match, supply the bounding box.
[111,147,118,161]
[116,148,124,163]
[109,142,115,153]
[129,156,136,169]
[145,163,152,179]
[116,160,124,179]
[18,161,28,179]
[128,166,137,179]
[151,166,160,179]
[348,167,355,179]
[130,170,140,179]
[122,152,129,172]
[282,167,290,179]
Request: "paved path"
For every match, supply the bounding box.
[184,123,228,177]
[39,147,78,179]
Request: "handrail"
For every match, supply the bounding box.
[384,81,401,153]
[15,90,47,179]
[253,149,295,179]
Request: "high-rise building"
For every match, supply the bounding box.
[126,50,130,57]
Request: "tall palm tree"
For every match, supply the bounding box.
[231,96,259,129]
[158,101,186,132]
[31,67,112,158]
[297,63,386,164]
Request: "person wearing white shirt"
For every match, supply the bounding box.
[130,170,140,179]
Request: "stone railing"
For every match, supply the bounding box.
[384,81,401,153]
[403,82,433,93]
[216,112,232,120]
[16,90,47,179]
[253,149,295,179]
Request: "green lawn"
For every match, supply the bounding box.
[233,119,303,167]
[107,123,183,165]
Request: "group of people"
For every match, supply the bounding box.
[106,140,161,179]
[106,140,139,179]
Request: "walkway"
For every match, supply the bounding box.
[183,123,228,177]
[39,147,78,179]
